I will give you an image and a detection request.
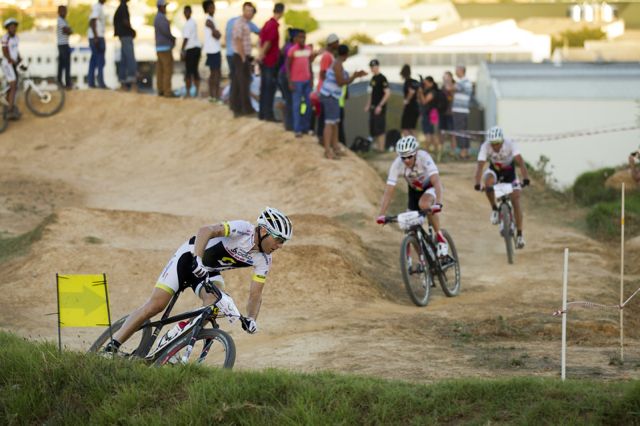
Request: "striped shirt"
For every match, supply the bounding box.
[320,59,347,99]
[57,16,70,46]
[452,77,473,114]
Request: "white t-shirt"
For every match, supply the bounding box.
[478,139,520,170]
[182,17,201,50]
[203,15,221,54]
[386,150,439,191]
[1,34,19,62]
[87,2,105,39]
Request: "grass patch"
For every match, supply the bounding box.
[0,214,56,264]
[573,168,618,206]
[586,193,640,239]
[83,236,103,245]
[2,332,640,425]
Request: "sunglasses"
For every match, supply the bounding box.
[268,231,286,244]
[490,140,504,144]
[401,155,415,160]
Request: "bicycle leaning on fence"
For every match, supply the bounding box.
[493,182,518,265]
[89,281,249,369]
[382,209,461,306]
[0,64,65,133]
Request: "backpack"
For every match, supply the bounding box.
[351,136,372,153]
[435,89,449,115]
[385,129,402,151]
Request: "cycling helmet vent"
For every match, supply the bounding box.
[395,135,418,156]
[256,207,293,241]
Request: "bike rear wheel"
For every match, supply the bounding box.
[0,105,7,133]
[400,234,432,306]
[88,315,153,358]
[500,203,514,264]
[152,327,236,369]
[437,229,461,297]
[25,80,65,117]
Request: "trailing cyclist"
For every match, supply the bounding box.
[376,135,449,257]
[104,207,293,354]
[2,18,22,120]
[474,126,530,249]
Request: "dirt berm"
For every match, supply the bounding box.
[1,91,638,381]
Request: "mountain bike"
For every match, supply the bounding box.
[383,209,461,306]
[89,283,247,368]
[0,64,65,132]
[494,183,517,264]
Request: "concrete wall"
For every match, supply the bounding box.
[497,98,640,188]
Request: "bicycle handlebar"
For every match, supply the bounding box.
[384,208,432,224]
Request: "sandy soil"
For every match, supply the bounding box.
[1,91,639,381]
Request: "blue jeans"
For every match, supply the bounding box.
[292,79,311,134]
[118,36,137,85]
[278,70,293,131]
[259,64,277,120]
[87,37,106,87]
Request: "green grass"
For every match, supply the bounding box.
[573,168,618,207]
[0,214,55,263]
[586,193,640,239]
[1,332,640,425]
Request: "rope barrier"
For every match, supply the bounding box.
[552,286,640,316]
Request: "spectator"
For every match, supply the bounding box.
[400,64,419,137]
[87,0,107,89]
[315,33,339,142]
[319,44,366,159]
[154,0,176,97]
[250,62,261,112]
[286,29,316,137]
[364,59,390,152]
[2,18,21,120]
[181,5,201,98]
[278,28,297,131]
[452,65,473,160]
[56,6,72,89]
[258,2,284,121]
[418,76,442,160]
[114,0,137,91]
[202,0,222,102]
[630,149,640,185]
[230,2,256,116]
[225,4,259,81]
[441,70,455,152]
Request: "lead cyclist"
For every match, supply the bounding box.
[103,207,293,354]
[376,135,449,257]
[474,126,530,249]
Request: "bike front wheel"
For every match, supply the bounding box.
[25,80,65,117]
[88,315,153,358]
[437,229,461,297]
[500,203,514,264]
[153,327,236,369]
[400,234,432,306]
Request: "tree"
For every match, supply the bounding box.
[551,26,606,51]
[67,4,92,37]
[1,7,35,31]
[344,32,375,56]
[283,10,318,33]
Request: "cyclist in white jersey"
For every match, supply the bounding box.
[104,207,293,354]
[376,135,449,257]
[474,126,530,249]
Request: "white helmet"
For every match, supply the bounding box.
[257,207,293,241]
[487,126,504,143]
[395,135,418,157]
[3,18,18,29]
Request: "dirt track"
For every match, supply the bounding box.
[1,91,639,381]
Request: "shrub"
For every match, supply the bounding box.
[586,193,640,239]
[573,168,617,206]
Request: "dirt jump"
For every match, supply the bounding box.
[1,91,639,381]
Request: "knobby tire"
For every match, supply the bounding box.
[501,203,514,264]
[437,229,461,297]
[400,234,432,306]
[25,81,65,117]
[88,315,153,358]
[153,328,236,368]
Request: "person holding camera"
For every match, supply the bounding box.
[630,148,640,185]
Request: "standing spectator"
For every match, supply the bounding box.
[278,28,297,131]
[181,5,201,98]
[87,0,107,89]
[315,33,339,142]
[230,2,256,116]
[56,6,72,89]
[154,0,176,97]
[202,0,222,102]
[258,2,284,121]
[114,0,137,91]
[441,70,455,152]
[452,65,473,160]
[319,44,366,159]
[418,76,442,160]
[629,149,640,185]
[400,64,419,137]
[364,59,390,152]
[286,29,316,137]
[2,18,21,119]
[225,5,259,81]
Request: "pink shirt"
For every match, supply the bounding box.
[316,50,333,92]
[287,44,312,82]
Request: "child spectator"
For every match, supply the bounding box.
[2,18,21,119]
[202,0,222,102]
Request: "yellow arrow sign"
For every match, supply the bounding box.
[58,274,110,327]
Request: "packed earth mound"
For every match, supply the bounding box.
[1,91,639,381]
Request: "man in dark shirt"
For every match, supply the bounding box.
[364,59,390,152]
[114,0,137,91]
[258,3,284,121]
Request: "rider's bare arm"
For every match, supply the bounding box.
[474,161,486,186]
[193,223,227,257]
[378,184,396,216]
[246,280,264,319]
[514,154,529,181]
[429,173,443,205]
[2,46,10,63]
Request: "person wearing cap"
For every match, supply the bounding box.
[56,6,73,90]
[258,3,284,121]
[114,0,138,91]
[2,18,21,119]
[364,59,390,152]
[87,0,107,89]
[154,0,176,97]
[315,33,339,142]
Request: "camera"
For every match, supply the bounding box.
[632,151,640,158]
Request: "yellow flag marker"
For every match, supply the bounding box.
[57,274,110,327]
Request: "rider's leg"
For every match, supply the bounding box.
[419,192,440,233]
[7,81,17,109]
[483,172,497,209]
[512,189,523,232]
[112,287,173,345]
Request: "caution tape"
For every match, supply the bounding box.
[553,286,640,316]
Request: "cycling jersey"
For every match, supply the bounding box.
[477,139,519,171]
[386,150,439,191]
[156,220,271,295]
